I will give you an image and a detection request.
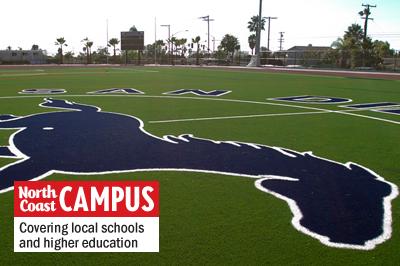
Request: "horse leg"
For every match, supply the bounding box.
[0,159,51,193]
[0,115,19,121]
[0,146,18,158]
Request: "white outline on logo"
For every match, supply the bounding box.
[268,95,353,104]
[19,89,66,95]
[339,102,400,116]
[87,88,145,95]
[0,98,398,251]
[340,102,400,110]
[163,89,232,97]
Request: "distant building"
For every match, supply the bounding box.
[285,45,331,66]
[0,50,47,64]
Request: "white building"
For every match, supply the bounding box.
[0,50,47,64]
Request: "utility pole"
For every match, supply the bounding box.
[278,32,285,51]
[264,16,277,51]
[199,15,215,54]
[359,4,376,43]
[255,0,263,66]
[154,17,157,65]
[106,19,109,64]
[247,0,263,67]
[359,4,376,67]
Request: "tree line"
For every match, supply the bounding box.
[329,23,395,69]
[4,16,397,69]
[244,14,397,69]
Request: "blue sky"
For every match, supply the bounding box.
[0,0,399,55]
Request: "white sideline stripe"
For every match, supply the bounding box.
[149,110,364,123]
[0,70,159,77]
[110,68,160,73]
[0,73,47,77]
[332,111,400,125]
[0,94,399,126]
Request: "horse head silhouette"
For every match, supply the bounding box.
[0,98,397,250]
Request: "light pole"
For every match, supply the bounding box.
[172,30,188,37]
[171,30,188,64]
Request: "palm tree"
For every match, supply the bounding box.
[108,38,120,58]
[373,40,394,58]
[248,34,256,55]
[330,24,365,68]
[176,38,187,57]
[170,37,177,56]
[155,40,165,54]
[235,44,241,64]
[219,34,240,60]
[82,47,87,63]
[55,37,67,64]
[87,42,93,63]
[64,51,74,64]
[331,37,351,68]
[247,15,266,33]
[192,36,201,65]
[344,24,364,68]
[154,40,165,63]
[82,37,93,64]
[6,46,12,51]
[344,24,363,42]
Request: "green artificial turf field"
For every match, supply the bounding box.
[0,66,399,265]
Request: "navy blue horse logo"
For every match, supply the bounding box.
[0,99,397,250]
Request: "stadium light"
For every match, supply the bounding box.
[172,30,188,37]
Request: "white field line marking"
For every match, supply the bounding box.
[0,73,47,77]
[148,109,366,124]
[0,70,158,78]
[332,111,400,125]
[0,94,399,126]
[149,110,363,124]
[55,71,157,75]
[110,68,160,73]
